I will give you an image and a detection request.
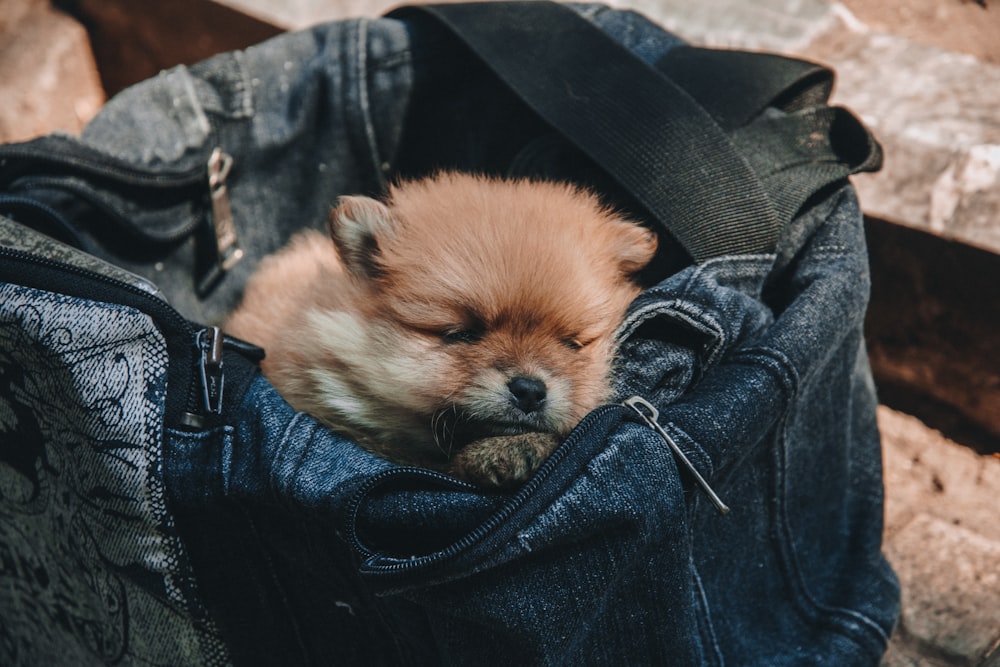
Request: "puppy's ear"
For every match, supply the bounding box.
[612,221,658,277]
[328,195,397,278]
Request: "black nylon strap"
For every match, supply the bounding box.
[733,106,883,227]
[391,1,783,262]
[656,47,881,229]
[657,46,834,131]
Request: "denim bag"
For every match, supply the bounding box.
[0,2,899,665]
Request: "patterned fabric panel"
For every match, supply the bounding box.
[0,282,228,666]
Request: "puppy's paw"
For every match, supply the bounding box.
[448,432,561,489]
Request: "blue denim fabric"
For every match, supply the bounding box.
[1,3,898,665]
[161,184,897,666]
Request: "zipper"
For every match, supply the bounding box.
[206,148,244,273]
[0,246,221,429]
[622,396,729,514]
[347,467,478,562]
[0,194,88,249]
[349,395,728,581]
[1,139,245,293]
[348,404,621,574]
[196,148,245,296]
[196,326,225,416]
[0,136,207,189]
[345,399,728,595]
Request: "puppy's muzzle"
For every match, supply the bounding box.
[445,375,555,445]
[507,376,547,414]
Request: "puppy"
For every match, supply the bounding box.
[226,172,657,487]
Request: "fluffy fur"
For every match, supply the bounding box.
[226,172,657,487]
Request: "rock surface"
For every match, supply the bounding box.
[880,407,1000,666]
[0,0,105,142]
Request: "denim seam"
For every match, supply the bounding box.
[658,420,716,481]
[691,561,726,667]
[809,244,851,259]
[370,47,413,71]
[356,18,389,190]
[731,346,799,398]
[673,306,726,368]
[230,50,255,119]
[774,412,895,649]
[691,253,775,274]
[744,341,890,646]
[175,66,213,142]
[617,299,727,369]
[689,253,774,297]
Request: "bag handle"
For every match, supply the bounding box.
[658,46,882,228]
[390,1,783,262]
[656,45,835,132]
[390,2,880,263]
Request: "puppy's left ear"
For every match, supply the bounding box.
[328,195,397,278]
[612,221,658,276]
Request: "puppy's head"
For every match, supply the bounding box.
[327,173,657,459]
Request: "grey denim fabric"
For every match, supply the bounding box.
[0,3,898,665]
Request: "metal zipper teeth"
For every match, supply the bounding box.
[351,404,621,576]
[0,247,202,419]
[0,146,207,189]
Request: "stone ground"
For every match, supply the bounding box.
[1,1,998,665]
[0,0,104,142]
[879,407,1000,667]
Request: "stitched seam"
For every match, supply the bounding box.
[771,376,894,648]
[355,19,387,191]
[692,563,726,667]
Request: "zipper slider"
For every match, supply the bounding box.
[197,326,225,415]
[207,148,244,273]
[623,396,730,515]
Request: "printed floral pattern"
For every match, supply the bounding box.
[0,283,227,665]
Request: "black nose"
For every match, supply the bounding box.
[507,376,547,414]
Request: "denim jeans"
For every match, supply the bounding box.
[0,3,898,665]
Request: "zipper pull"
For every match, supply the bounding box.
[207,148,244,273]
[197,326,225,415]
[623,396,730,515]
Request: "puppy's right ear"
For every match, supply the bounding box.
[328,195,397,279]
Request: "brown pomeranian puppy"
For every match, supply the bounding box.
[226,172,657,487]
